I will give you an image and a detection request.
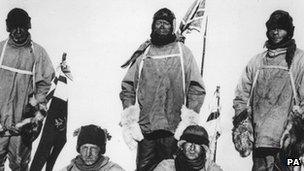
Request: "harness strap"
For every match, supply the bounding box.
[260,65,289,71]
[289,70,299,105]
[0,39,37,91]
[0,65,33,75]
[137,43,185,104]
[247,69,260,107]
[247,64,298,107]
[0,40,8,65]
[178,43,186,104]
[147,53,181,59]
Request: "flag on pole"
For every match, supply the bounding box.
[30,53,72,171]
[177,0,208,77]
[206,86,221,162]
[207,86,220,122]
[178,0,206,36]
[122,0,207,69]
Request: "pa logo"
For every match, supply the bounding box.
[286,158,302,166]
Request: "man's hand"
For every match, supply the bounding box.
[28,95,38,107]
[292,105,303,114]
[0,124,4,132]
[292,105,303,119]
[33,111,45,124]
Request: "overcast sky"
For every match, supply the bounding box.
[1,0,304,170]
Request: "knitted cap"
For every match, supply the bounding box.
[153,8,175,24]
[6,8,31,32]
[266,10,294,39]
[151,8,176,31]
[76,125,107,154]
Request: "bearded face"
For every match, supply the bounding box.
[154,19,172,36]
[150,19,176,46]
[79,143,101,166]
[10,27,30,45]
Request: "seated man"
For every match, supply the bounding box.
[154,125,222,171]
[61,124,125,171]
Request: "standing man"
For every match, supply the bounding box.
[233,10,304,171]
[120,8,205,171]
[0,8,55,170]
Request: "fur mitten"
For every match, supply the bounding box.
[121,105,144,150]
[232,109,253,157]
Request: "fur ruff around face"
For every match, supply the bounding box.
[174,105,201,140]
[121,105,144,150]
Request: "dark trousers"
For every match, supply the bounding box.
[252,147,291,171]
[29,117,66,171]
[30,97,67,171]
[136,131,177,171]
[0,136,31,171]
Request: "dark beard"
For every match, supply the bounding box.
[9,32,30,46]
[265,38,296,68]
[266,30,293,50]
[150,31,176,46]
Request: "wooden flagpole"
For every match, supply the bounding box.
[201,16,208,77]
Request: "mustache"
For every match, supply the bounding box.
[84,156,97,160]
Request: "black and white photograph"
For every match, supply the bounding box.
[0,0,304,170]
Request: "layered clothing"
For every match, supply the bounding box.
[120,41,205,134]
[0,37,55,170]
[233,48,304,148]
[154,158,222,171]
[61,156,125,171]
[120,41,205,171]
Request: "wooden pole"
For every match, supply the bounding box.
[213,86,220,162]
[201,16,208,77]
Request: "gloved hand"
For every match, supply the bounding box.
[233,109,249,128]
[232,109,253,158]
[292,105,303,118]
[33,111,45,124]
[0,124,4,133]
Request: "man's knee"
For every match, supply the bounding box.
[8,151,30,171]
[9,163,29,171]
[0,151,7,169]
[154,136,177,160]
[136,139,159,171]
[136,162,159,171]
[0,137,9,168]
[8,157,30,171]
[0,156,6,166]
